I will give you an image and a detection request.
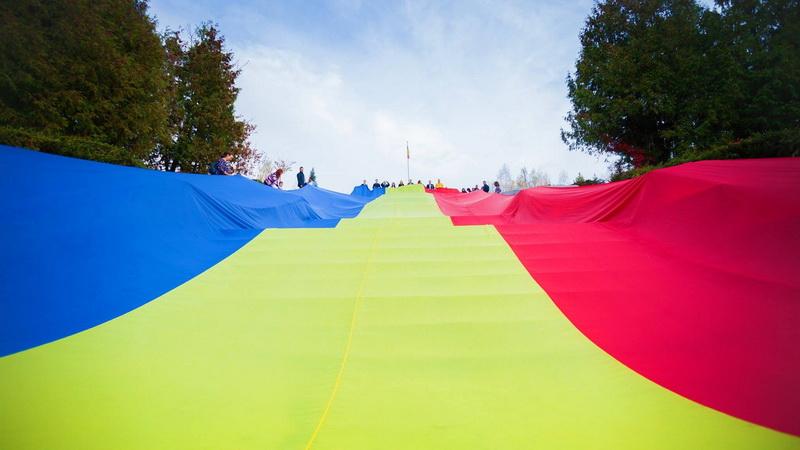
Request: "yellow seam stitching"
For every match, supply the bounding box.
[303,226,382,450]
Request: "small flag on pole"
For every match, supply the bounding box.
[406,141,411,181]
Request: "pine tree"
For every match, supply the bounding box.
[717,0,800,137]
[0,0,168,162]
[149,24,259,174]
[309,168,317,185]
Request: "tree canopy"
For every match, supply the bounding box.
[149,25,258,174]
[562,0,800,170]
[0,1,258,174]
[0,0,168,160]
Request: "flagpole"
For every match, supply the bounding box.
[406,141,410,182]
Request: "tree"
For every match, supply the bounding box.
[717,0,800,137]
[149,24,258,174]
[233,122,261,176]
[514,166,551,189]
[496,164,514,191]
[151,31,187,171]
[557,170,569,186]
[562,0,732,168]
[573,172,605,186]
[530,168,551,187]
[562,0,800,171]
[515,167,530,189]
[0,0,168,162]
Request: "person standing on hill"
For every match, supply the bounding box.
[425,180,434,189]
[435,179,444,189]
[493,181,501,193]
[481,181,490,193]
[297,166,306,188]
[213,152,235,175]
[372,179,381,189]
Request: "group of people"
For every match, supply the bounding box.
[210,152,316,190]
[359,178,502,194]
[459,180,502,194]
[212,153,502,194]
[264,166,316,189]
[362,179,446,189]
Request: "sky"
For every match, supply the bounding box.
[149,0,612,192]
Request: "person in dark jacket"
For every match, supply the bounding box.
[481,180,490,193]
[493,181,501,193]
[297,166,306,188]
[372,179,381,189]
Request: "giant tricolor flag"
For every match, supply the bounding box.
[0,146,797,449]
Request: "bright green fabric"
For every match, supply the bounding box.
[388,183,426,194]
[0,190,795,449]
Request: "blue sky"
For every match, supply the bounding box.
[149,0,613,191]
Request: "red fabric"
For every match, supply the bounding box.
[432,158,800,435]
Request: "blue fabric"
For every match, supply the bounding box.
[288,185,371,219]
[350,184,385,199]
[0,146,377,356]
